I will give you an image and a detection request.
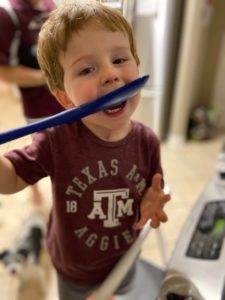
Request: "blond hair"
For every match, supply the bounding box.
[37,0,140,92]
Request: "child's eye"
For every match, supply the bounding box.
[113,58,127,64]
[79,67,94,76]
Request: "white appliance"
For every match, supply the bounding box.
[100,0,184,140]
[168,145,225,300]
[133,0,184,140]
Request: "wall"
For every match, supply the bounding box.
[200,0,225,130]
[167,0,213,144]
[167,0,225,144]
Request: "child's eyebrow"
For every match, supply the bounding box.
[69,46,131,68]
[69,55,94,69]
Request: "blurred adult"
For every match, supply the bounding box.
[0,0,64,204]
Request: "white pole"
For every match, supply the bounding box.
[94,221,151,300]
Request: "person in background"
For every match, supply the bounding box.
[0,0,64,204]
[0,0,171,299]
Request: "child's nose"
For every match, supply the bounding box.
[104,76,119,85]
[101,67,120,85]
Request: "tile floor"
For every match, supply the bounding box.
[0,81,224,299]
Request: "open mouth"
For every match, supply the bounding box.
[104,101,126,116]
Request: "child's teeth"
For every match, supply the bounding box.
[107,108,120,113]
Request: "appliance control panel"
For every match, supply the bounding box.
[168,170,225,299]
[186,200,225,259]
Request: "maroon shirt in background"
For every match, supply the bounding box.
[0,0,64,118]
[4,120,163,286]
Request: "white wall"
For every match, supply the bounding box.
[211,34,225,129]
[201,0,225,131]
[167,0,215,145]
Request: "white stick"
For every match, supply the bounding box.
[94,221,151,300]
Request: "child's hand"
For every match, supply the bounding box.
[135,173,170,230]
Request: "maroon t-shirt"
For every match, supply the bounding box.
[0,0,64,118]
[4,121,163,286]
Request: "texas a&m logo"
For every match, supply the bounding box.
[88,189,134,228]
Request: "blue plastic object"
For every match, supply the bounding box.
[0,75,149,145]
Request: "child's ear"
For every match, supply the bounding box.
[53,90,74,109]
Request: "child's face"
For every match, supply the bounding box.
[55,24,140,139]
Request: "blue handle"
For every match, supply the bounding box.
[0,75,149,145]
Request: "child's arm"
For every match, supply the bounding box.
[0,156,29,194]
[135,173,171,229]
[0,66,46,88]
